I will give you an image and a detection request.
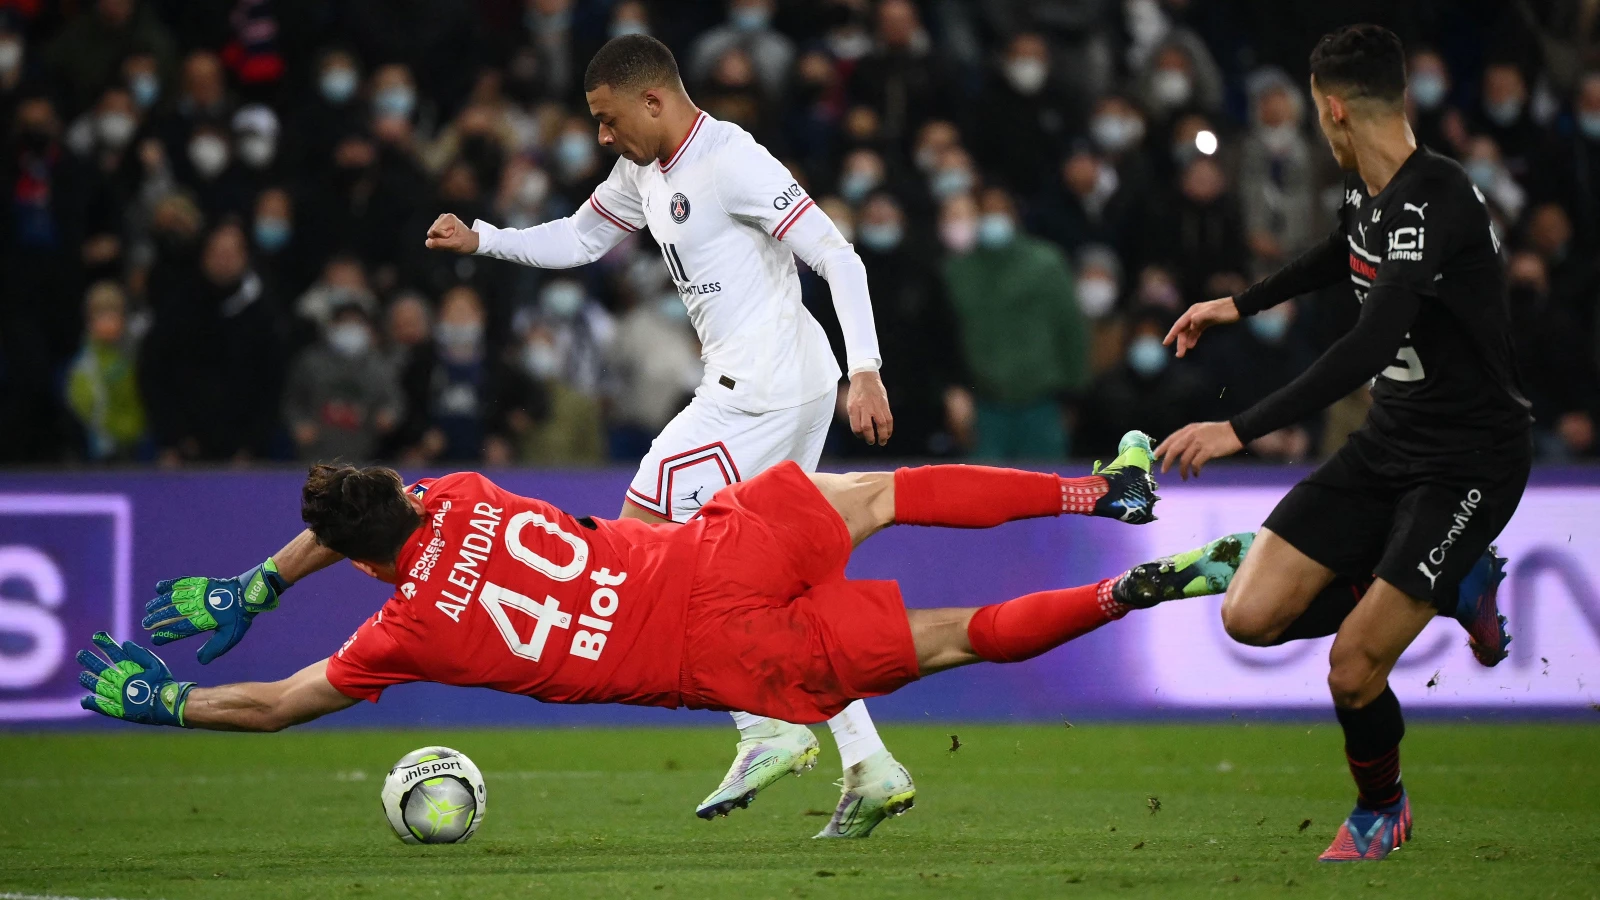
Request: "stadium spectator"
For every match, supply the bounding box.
[844,191,962,457]
[412,284,507,463]
[1133,32,1224,125]
[0,22,25,127]
[66,280,147,461]
[9,0,1600,467]
[1239,69,1317,273]
[1406,47,1463,154]
[1032,143,1138,261]
[1473,61,1541,179]
[283,300,402,463]
[942,188,1086,460]
[847,0,946,149]
[2,94,83,461]
[1075,305,1211,458]
[1075,244,1127,375]
[140,221,282,464]
[1144,154,1248,302]
[604,287,701,464]
[971,32,1070,193]
[1194,299,1319,462]
[688,0,795,99]
[506,322,603,466]
[43,0,175,116]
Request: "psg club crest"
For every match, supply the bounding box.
[670,192,691,223]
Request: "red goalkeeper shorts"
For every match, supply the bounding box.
[677,461,921,724]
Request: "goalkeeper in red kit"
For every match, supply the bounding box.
[79,431,1248,819]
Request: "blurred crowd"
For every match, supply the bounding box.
[4,0,1600,467]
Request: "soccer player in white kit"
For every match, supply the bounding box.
[426,35,910,837]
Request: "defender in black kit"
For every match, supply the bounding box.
[1153,25,1532,862]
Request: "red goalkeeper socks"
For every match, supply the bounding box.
[965,579,1130,663]
[893,465,1107,528]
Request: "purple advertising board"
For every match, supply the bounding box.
[1,466,1597,727]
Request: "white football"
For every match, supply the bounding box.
[380,746,487,844]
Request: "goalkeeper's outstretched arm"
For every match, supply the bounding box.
[181,659,358,732]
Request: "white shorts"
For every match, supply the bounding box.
[626,389,835,522]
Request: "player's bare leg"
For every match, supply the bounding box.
[1218,527,1336,645]
[1318,579,1435,862]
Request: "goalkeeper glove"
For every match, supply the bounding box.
[78,632,193,727]
[141,558,289,664]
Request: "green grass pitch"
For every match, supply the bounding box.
[2,723,1596,899]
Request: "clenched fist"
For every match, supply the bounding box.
[425,213,480,254]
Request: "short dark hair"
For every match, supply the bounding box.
[300,463,421,563]
[583,34,680,93]
[1309,24,1407,106]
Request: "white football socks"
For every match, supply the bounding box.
[730,710,769,735]
[730,704,887,769]
[827,700,887,769]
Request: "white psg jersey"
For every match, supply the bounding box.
[584,113,840,413]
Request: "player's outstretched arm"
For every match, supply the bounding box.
[179,659,357,732]
[1157,281,1422,480]
[78,634,355,731]
[141,529,343,664]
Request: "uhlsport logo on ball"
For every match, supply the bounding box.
[380,746,486,844]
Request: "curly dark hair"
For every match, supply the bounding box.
[1310,24,1407,107]
[300,463,422,563]
[583,33,680,93]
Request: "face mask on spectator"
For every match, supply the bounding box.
[1410,72,1446,110]
[857,221,903,252]
[940,217,977,253]
[542,282,585,318]
[320,67,358,104]
[328,322,371,357]
[1077,276,1118,318]
[839,168,879,204]
[254,217,291,252]
[129,72,159,108]
[374,85,416,119]
[1259,123,1298,155]
[516,169,550,208]
[930,166,973,199]
[522,341,562,379]
[1247,307,1291,344]
[610,19,649,38]
[188,135,229,178]
[1580,112,1600,141]
[1483,97,1522,127]
[1150,69,1192,108]
[914,143,942,173]
[436,321,484,352]
[977,213,1015,248]
[1465,158,1499,190]
[1126,335,1168,377]
[238,133,275,168]
[556,132,595,177]
[1005,57,1048,96]
[96,111,136,149]
[1091,114,1143,153]
[0,38,20,75]
[731,5,770,32]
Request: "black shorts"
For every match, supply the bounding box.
[1262,428,1531,613]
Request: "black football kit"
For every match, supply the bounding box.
[1228,146,1533,611]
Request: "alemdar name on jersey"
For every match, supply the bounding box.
[325,472,694,708]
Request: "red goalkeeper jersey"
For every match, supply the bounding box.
[324,472,695,708]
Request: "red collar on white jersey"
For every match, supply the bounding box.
[660,111,708,174]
